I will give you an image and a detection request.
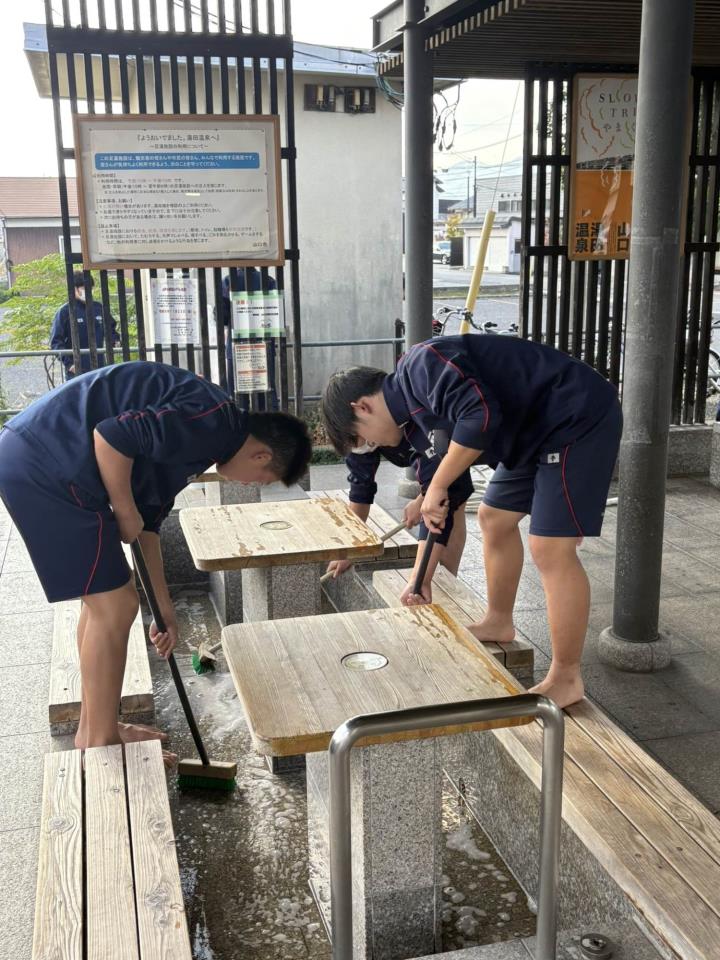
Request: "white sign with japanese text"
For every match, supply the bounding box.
[74,115,284,268]
[149,275,200,344]
[234,341,269,392]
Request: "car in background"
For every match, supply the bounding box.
[432,241,451,265]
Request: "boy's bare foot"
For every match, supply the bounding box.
[117,721,169,744]
[467,617,516,645]
[162,749,178,769]
[529,672,585,709]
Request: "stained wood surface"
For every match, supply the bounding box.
[49,600,153,725]
[125,739,192,960]
[491,697,720,960]
[179,497,384,571]
[222,604,529,756]
[373,566,534,669]
[307,488,418,559]
[32,750,83,960]
[85,745,139,960]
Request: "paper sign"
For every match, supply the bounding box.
[149,276,200,344]
[234,341,269,392]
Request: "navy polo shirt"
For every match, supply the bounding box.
[6,361,247,532]
[50,298,118,374]
[385,335,617,470]
[345,436,473,546]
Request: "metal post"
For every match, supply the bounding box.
[600,0,695,671]
[403,0,433,349]
[328,694,564,960]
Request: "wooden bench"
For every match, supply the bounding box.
[49,600,154,735]
[307,488,418,564]
[478,697,720,960]
[373,565,535,681]
[32,739,191,960]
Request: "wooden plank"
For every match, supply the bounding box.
[324,489,418,558]
[308,489,398,560]
[561,710,720,922]
[49,601,153,725]
[32,750,83,960]
[222,604,530,756]
[492,717,720,960]
[85,745,140,960]
[125,739,192,960]
[373,567,534,669]
[179,498,384,571]
[570,699,720,871]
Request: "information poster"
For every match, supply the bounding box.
[569,75,637,261]
[231,289,284,337]
[149,276,200,344]
[233,342,269,392]
[74,114,284,268]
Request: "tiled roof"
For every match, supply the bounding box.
[0,177,79,219]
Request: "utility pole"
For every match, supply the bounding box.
[473,156,477,217]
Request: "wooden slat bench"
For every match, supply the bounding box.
[373,565,534,681]
[307,488,417,563]
[49,600,154,735]
[481,698,720,960]
[32,739,191,960]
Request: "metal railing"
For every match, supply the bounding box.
[328,693,565,960]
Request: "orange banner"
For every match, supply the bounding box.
[569,75,637,261]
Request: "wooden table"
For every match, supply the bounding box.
[180,497,383,625]
[222,604,527,960]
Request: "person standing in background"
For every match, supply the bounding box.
[51,272,118,378]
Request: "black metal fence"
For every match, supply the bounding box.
[520,69,720,423]
[44,0,303,413]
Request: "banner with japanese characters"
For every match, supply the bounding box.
[231,289,284,337]
[233,341,269,392]
[149,275,200,344]
[74,114,284,269]
[569,75,637,261]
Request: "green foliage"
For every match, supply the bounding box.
[446,213,464,238]
[0,253,137,355]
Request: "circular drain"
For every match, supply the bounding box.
[580,934,613,959]
[341,652,389,672]
[259,520,292,530]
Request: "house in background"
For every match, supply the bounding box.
[0,177,80,285]
[446,167,525,273]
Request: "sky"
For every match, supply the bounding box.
[0,0,523,179]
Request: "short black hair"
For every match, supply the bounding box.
[73,271,94,290]
[246,411,312,486]
[321,366,387,454]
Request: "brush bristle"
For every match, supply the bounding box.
[191,651,216,675]
[178,774,236,792]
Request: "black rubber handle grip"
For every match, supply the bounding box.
[413,531,438,596]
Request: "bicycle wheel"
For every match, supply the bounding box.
[708,349,720,396]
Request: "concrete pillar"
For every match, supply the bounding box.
[600,0,695,671]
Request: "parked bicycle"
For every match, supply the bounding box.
[432,304,519,338]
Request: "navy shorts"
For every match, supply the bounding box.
[482,401,622,537]
[0,428,131,603]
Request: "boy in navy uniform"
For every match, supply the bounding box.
[322,335,622,708]
[324,432,473,600]
[0,362,311,753]
[50,272,118,377]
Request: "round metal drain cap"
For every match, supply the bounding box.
[341,652,389,672]
[580,934,613,959]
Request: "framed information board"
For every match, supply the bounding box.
[74,114,284,269]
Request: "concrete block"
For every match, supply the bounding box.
[710,422,720,488]
[206,478,261,624]
[242,563,321,621]
[307,739,443,960]
[666,423,712,476]
[161,508,209,587]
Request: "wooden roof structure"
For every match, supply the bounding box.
[374,0,720,79]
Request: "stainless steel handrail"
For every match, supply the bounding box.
[328,693,565,960]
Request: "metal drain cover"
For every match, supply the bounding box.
[580,934,613,959]
[341,652,388,671]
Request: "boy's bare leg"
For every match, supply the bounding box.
[74,579,169,748]
[440,507,466,576]
[466,504,525,644]
[528,535,588,708]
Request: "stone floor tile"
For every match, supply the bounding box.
[0,826,39,960]
[644,731,720,813]
[652,652,720,725]
[0,610,54,667]
[0,730,75,832]
[0,663,50,737]
[0,572,49,614]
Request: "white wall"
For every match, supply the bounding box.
[294,72,402,396]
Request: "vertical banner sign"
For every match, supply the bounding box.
[149,275,200,344]
[569,75,638,260]
[231,288,285,337]
[231,290,251,338]
[234,341,269,392]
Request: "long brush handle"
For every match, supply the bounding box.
[131,541,210,767]
[413,531,438,596]
[320,519,414,584]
